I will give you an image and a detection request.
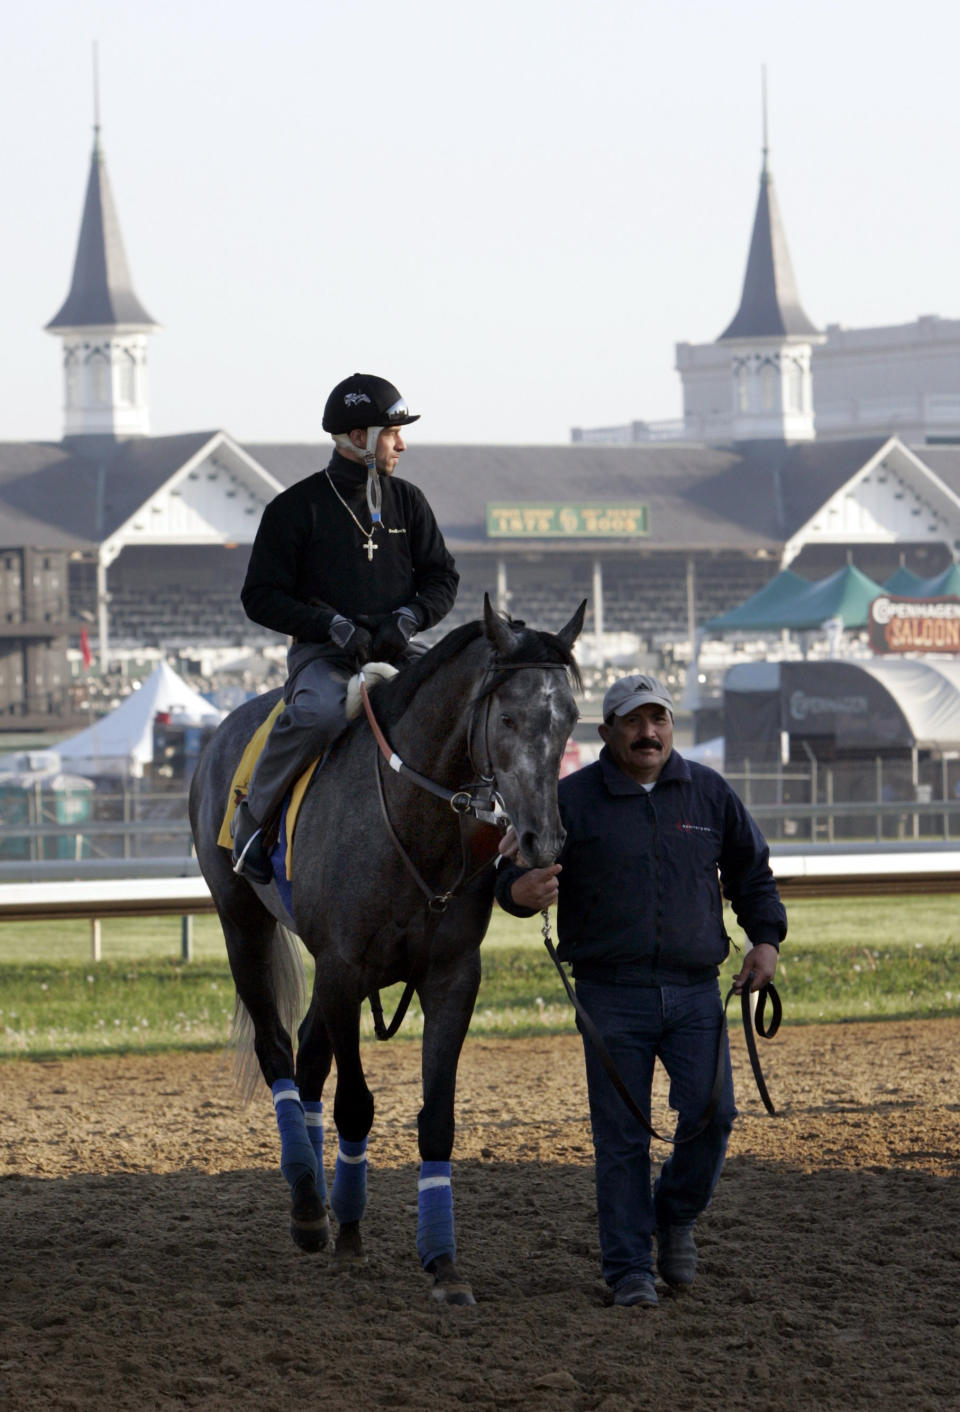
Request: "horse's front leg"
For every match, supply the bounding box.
[417,943,482,1306]
[309,957,375,1262]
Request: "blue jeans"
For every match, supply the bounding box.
[575,976,737,1288]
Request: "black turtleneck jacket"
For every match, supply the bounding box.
[241,451,459,646]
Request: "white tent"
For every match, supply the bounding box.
[57,662,223,778]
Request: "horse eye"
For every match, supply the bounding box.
[500,712,516,729]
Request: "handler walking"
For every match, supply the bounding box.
[495,673,786,1308]
[232,373,459,882]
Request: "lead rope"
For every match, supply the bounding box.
[540,909,781,1139]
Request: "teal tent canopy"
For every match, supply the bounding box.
[704,569,810,632]
[917,563,960,597]
[706,564,885,633]
[883,566,926,595]
[773,564,885,630]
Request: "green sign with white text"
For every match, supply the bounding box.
[485,504,650,537]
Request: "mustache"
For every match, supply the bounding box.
[630,737,662,752]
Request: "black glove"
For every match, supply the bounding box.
[372,609,419,662]
[328,615,373,666]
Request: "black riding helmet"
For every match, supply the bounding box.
[322,373,421,434]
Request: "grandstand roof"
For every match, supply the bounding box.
[910,445,960,501]
[0,433,219,542]
[246,438,891,554]
[0,431,952,564]
[46,130,157,331]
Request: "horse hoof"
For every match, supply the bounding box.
[289,1174,329,1252]
[429,1256,476,1306]
[334,1220,365,1263]
[290,1211,330,1253]
[431,1281,476,1306]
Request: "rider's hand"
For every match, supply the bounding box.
[372,609,419,662]
[732,942,779,994]
[329,615,373,666]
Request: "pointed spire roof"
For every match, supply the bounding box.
[718,128,819,342]
[46,127,157,331]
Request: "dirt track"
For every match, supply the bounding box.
[2,1020,959,1411]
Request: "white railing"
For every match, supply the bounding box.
[1,845,959,961]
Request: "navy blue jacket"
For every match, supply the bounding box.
[495,746,786,985]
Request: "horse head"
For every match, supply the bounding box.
[480,594,586,868]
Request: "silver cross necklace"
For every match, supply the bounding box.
[324,471,379,561]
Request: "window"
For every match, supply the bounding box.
[760,363,778,412]
[87,350,110,404]
[119,350,137,404]
[64,350,80,406]
[786,359,804,413]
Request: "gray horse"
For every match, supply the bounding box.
[189,596,584,1303]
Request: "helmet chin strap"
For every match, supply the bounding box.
[333,428,384,525]
[363,426,383,525]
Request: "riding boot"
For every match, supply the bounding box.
[231,799,274,884]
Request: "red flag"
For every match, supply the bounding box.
[80,626,92,670]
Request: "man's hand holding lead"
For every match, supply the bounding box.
[732,942,779,994]
[509,863,562,910]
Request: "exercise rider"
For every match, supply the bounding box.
[231,372,459,882]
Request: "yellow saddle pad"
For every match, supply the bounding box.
[217,700,320,880]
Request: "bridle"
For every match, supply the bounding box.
[358,658,571,1039]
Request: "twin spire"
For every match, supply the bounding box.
[714,71,821,441]
[45,51,158,439]
[718,70,819,344]
[45,127,156,332]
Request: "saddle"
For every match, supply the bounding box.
[217,663,398,878]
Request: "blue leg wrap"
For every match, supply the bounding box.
[417,1160,455,1268]
[331,1136,368,1224]
[302,1099,328,1204]
[272,1079,317,1191]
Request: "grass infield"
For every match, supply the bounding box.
[0,896,958,1059]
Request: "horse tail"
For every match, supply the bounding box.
[229,923,308,1104]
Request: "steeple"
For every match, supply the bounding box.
[716,70,822,441]
[717,153,819,342]
[719,74,818,342]
[45,54,158,439]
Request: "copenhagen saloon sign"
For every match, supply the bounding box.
[869,594,960,653]
[486,504,650,537]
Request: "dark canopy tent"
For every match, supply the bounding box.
[723,658,960,769]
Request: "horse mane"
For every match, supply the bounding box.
[373,614,582,730]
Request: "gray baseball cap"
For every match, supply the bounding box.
[602,673,674,721]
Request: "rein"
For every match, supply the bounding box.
[360,676,509,825]
[540,909,781,1141]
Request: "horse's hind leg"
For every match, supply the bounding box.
[294,992,335,1212]
[220,894,329,1253]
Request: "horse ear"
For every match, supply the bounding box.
[483,592,520,655]
[556,599,587,651]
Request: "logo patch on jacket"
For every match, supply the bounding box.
[676,820,714,835]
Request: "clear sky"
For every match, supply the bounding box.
[2,0,956,447]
